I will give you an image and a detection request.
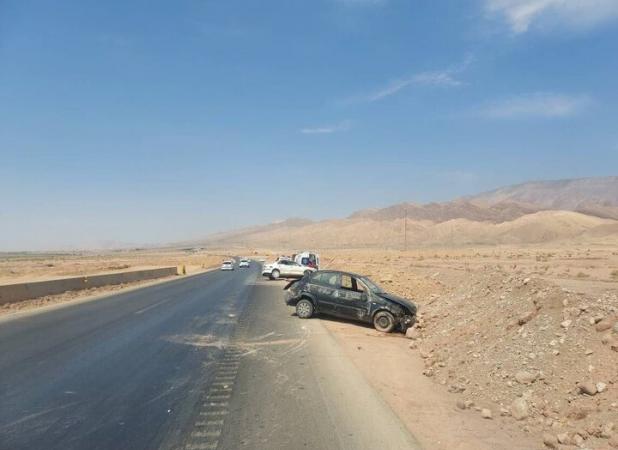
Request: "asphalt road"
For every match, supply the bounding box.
[0,263,420,450]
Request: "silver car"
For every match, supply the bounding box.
[262,259,316,280]
[220,260,234,271]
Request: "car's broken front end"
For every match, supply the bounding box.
[400,313,416,329]
[372,292,418,330]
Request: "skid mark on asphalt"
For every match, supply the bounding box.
[180,346,242,450]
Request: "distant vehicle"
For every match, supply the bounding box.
[239,259,250,268]
[221,260,234,271]
[262,259,316,280]
[284,270,417,333]
[293,251,320,269]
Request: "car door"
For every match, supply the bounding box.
[277,260,292,277]
[290,262,306,277]
[333,274,371,322]
[307,272,340,315]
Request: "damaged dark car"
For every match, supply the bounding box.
[284,270,417,333]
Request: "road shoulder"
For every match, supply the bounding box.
[321,319,539,450]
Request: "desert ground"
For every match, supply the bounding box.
[0,248,236,284]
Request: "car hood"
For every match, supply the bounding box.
[376,293,417,314]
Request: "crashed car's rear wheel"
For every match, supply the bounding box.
[373,311,396,333]
[270,269,280,280]
[296,299,314,319]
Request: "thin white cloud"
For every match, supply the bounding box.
[485,0,618,33]
[366,72,462,102]
[300,120,351,134]
[353,56,473,103]
[478,93,591,119]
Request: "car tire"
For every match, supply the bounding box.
[296,299,314,319]
[303,269,312,277]
[270,269,280,280]
[373,311,396,333]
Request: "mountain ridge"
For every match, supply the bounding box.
[192,176,618,248]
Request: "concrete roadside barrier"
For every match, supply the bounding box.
[0,267,179,305]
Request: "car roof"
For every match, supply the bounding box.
[312,269,367,279]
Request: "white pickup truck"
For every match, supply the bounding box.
[262,259,316,280]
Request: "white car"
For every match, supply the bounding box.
[262,259,316,280]
[221,260,234,271]
[239,259,250,268]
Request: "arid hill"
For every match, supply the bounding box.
[349,199,538,223]
[195,176,618,249]
[468,176,618,219]
[199,211,618,249]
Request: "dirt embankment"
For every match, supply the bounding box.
[323,247,618,450]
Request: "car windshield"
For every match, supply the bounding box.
[359,276,384,294]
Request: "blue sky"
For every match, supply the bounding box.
[1,0,618,250]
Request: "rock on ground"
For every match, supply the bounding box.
[511,397,529,421]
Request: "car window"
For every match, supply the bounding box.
[341,275,353,290]
[311,272,339,286]
[340,275,366,293]
[325,273,338,286]
[354,278,367,293]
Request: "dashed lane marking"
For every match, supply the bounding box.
[213,376,236,382]
[199,410,229,416]
[191,430,222,438]
[208,387,232,393]
[203,402,229,407]
[182,345,244,450]
[206,394,231,400]
[195,419,224,427]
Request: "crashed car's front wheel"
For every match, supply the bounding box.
[270,269,280,280]
[296,299,314,319]
[373,311,396,333]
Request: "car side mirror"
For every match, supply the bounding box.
[361,293,368,301]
